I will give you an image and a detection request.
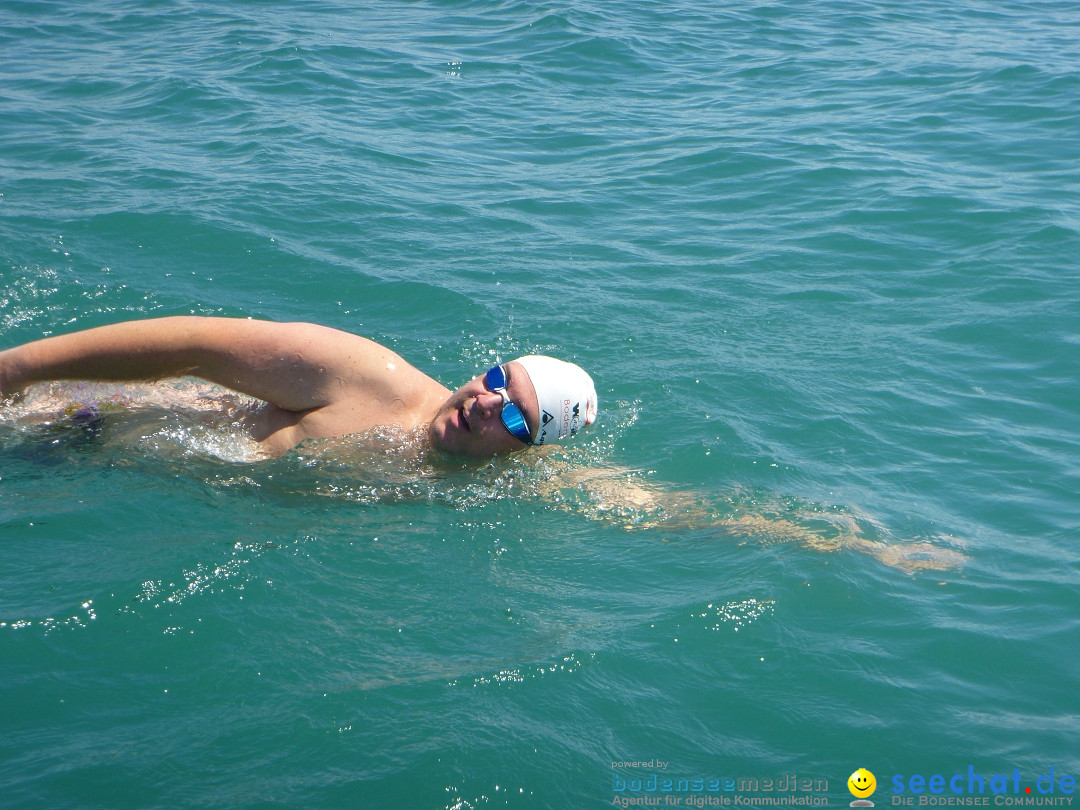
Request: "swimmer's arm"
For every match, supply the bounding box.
[540,462,967,573]
[0,316,399,412]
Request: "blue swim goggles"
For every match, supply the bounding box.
[486,364,533,445]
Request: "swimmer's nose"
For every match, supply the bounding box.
[473,391,503,421]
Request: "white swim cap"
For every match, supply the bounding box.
[514,355,598,445]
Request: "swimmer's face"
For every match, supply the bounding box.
[848,769,876,798]
[428,361,539,458]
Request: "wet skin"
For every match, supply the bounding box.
[427,361,539,458]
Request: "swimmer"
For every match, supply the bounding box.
[0,316,597,458]
[0,316,967,572]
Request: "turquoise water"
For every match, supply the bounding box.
[2,1,1079,808]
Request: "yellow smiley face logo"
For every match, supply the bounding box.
[848,768,877,798]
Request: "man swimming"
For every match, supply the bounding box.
[0,315,968,573]
[0,316,598,458]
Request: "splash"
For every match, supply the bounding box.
[451,652,594,688]
[0,385,966,572]
[697,598,776,632]
[0,379,265,462]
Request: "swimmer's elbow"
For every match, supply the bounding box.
[0,346,30,399]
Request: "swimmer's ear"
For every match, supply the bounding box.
[585,399,598,426]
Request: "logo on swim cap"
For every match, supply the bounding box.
[514,355,597,445]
